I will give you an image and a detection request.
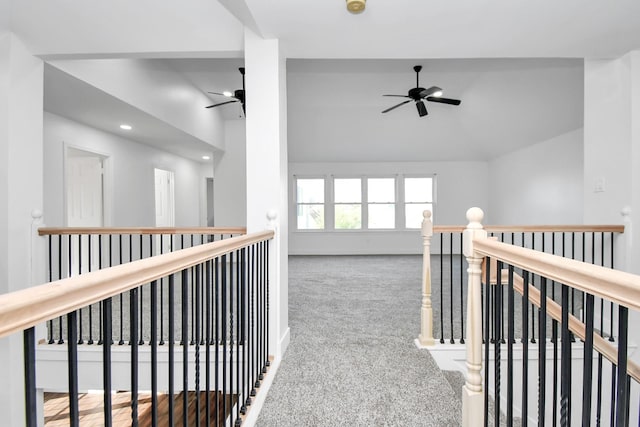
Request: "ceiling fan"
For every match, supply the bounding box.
[206,67,246,116]
[382,65,461,117]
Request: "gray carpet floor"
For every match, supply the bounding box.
[256,255,462,427]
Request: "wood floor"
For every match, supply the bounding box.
[44,391,238,426]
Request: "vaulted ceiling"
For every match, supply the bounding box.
[4,1,639,162]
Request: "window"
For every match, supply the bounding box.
[294,174,434,231]
[404,177,433,228]
[367,178,395,229]
[334,178,361,229]
[296,178,325,229]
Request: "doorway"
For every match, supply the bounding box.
[65,147,106,275]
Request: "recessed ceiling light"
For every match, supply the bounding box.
[202,155,211,160]
[119,124,132,130]
[223,91,233,97]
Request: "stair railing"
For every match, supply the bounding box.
[1,229,272,427]
[417,211,625,347]
[461,207,640,426]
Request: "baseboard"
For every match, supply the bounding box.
[280,327,290,356]
[241,356,281,427]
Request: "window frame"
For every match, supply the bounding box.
[294,176,327,231]
[292,173,436,232]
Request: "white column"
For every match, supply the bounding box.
[417,210,435,347]
[461,207,487,427]
[0,33,45,426]
[244,29,289,360]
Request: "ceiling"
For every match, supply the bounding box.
[18,1,638,163]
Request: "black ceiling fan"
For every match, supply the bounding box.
[382,65,461,117]
[206,67,246,116]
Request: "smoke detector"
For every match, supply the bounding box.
[346,0,366,14]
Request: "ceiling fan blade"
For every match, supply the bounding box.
[416,100,428,117]
[382,100,411,113]
[426,96,461,106]
[383,94,411,98]
[205,100,239,109]
[419,86,443,98]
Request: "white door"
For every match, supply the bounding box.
[155,168,175,254]
[66,151,104,275]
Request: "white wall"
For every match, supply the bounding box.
[44,112,205,227]
[213,120,246,227]
[488,128,584,225]
[289,161,488,255]
[0,34,44,426]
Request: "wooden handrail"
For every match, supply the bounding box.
[433,225,624,234]
[38,226,247,236]
[474,238,640,312]
[0,230,274,339]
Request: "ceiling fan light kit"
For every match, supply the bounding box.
[382,65,461,117]
[346,0,366,14]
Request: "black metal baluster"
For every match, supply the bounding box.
[130,286,139,426]
[582,293,595,426]
[609,232,615,342]
[560,284,571,427]
[191,236,196,346]
[215,257,220,426]
[460,233,465,343]
[235,249,242,426]
[195,264,201,427]
[250,245,257,405]
[67,311,79,426]
[206,260,212,424]
[168,274,175,426]
[507,265,514,426]
[139,235,144,346]
[77,235,84,344]
[522,271,529,425]
[222,254,228,425]
[24,328,36,427]
[530,232,536,345]
[241,247,248,415]
[58,235,63,344]
[494,262,502,427]
[102,296,112,426]
[539,277,547,427]
[265,241,271,371]
[230,251,236,427]
[160,234,165,346]
[449,233,455,343]
[551,233,558,427]
[98,235,103,345]
[615,307,629,426]
[118,235,124,345]
[151,277,158,426]
[47,236,54,344]
[483,256,491,427]
[440,233,444,343]
[88,234,94,344]
[182,269,189,427]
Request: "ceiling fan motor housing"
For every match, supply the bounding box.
[346,0,366,13]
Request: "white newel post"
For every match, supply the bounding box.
[418,210,435,346]
[462,207,487,427]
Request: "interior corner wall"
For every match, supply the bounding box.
[0,34,44,426]
[288,161,489,255]
[44,112,203,227]
[213,120,246,227]
[583,57,632,226]
[487,128,584,225]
